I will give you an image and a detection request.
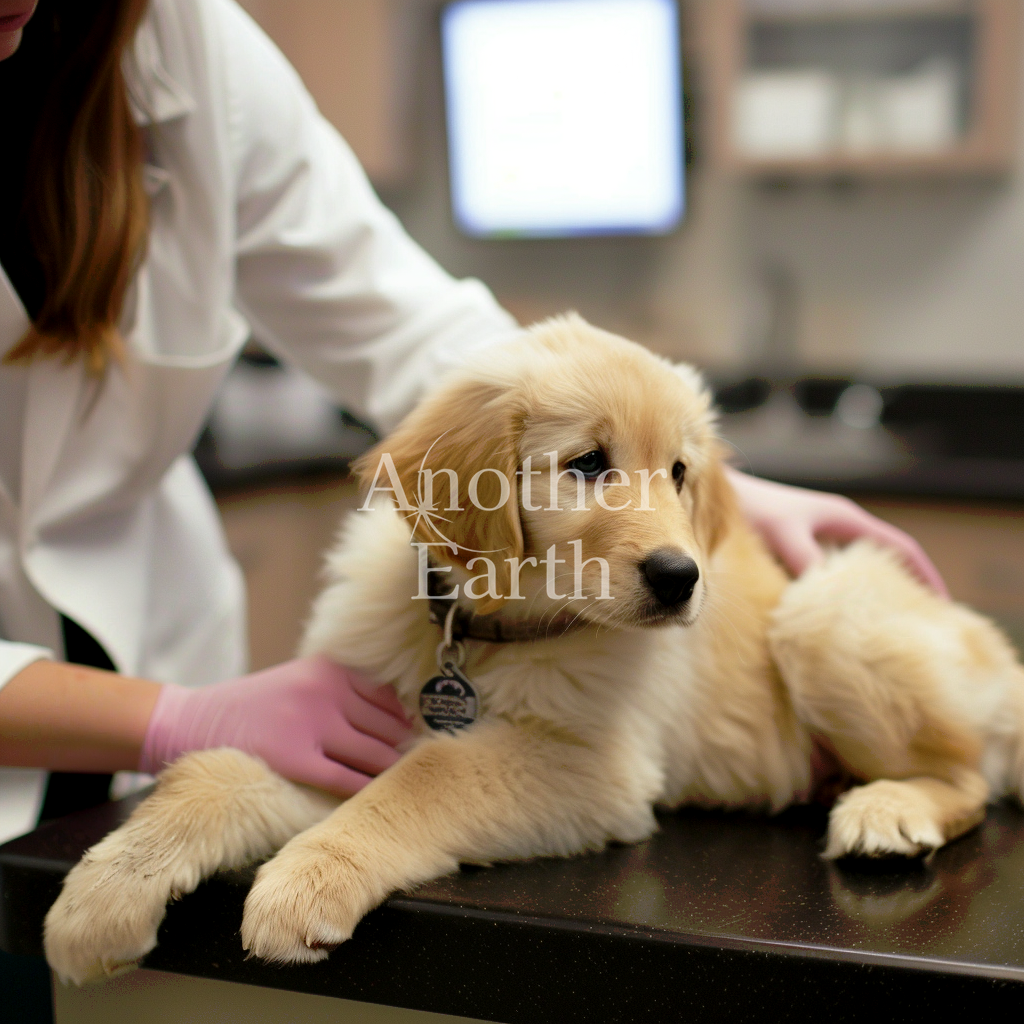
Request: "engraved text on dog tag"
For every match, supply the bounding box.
[420,664,478,733]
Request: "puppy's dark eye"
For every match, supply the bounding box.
[568,450,607,479]
[672,461,686,488]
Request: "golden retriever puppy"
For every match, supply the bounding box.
[44,315,1024,983]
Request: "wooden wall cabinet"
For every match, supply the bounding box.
[709,0,1022,177]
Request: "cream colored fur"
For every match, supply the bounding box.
[45,316,1024,983]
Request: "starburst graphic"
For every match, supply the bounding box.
[403,431,505,556]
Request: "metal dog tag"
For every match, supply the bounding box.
[420,663,478,733]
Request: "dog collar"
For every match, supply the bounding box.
[426,574,585,644]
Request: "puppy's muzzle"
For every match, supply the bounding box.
[640,549,700,609]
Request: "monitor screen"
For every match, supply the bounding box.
[441,0,685,239]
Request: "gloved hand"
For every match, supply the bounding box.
[725,467,948,597]
[139,656,413,796]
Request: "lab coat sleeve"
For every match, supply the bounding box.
[216,0,521,435]
[0,641,54,692]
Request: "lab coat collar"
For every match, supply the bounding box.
[122,11,195,127]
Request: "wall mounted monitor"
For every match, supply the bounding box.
[441,0,685,239]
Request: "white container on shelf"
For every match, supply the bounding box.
[734,70,840,156]
[878,58,961,152]
[838,58,961,153]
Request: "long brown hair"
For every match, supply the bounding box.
[5,0,151,374]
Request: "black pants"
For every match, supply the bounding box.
[1,617,118,1023]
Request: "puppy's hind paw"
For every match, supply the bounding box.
[824,780,945,860]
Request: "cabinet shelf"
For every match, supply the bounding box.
[710,0,1021,177]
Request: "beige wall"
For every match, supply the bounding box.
[237,0,409,184]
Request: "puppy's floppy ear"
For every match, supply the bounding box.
[353,378,525,614]
[690,441,737,556]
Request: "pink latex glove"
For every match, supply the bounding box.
[726,467,949,597]
[139,656,413,796]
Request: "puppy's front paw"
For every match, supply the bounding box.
[241,838,380,964]
[44,849,168,985]
[824,780,944,860]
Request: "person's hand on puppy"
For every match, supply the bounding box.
[726,467,948,597]
[139,656,413,796]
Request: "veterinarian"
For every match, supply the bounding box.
[0,0,945,1015]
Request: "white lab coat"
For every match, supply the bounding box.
[0,0,518,841]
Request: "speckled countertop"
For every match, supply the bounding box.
[4,795,1024,1022]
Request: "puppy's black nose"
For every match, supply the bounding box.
[641,549,700,607]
